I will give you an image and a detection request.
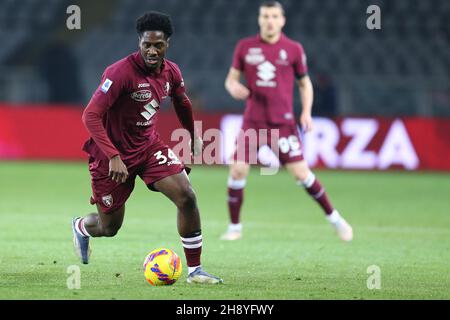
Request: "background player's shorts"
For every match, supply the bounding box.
[232,120,304,165]
[88,139,187,214]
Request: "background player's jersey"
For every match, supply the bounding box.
[232,33,308,125]
[83,52,185,161]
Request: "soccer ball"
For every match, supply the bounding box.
[143,248,182,286]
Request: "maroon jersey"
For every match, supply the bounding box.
[82,52,185,161]
[232,33,308,125]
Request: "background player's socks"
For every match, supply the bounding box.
[180,232,202,273]
[298,172,334,215]
[326,210,353,241]
[227,223,242,233]
[227,177,246,224]
[221,223,242,240]
[326,209,342,224]
[224,177,245,241]
[74,217,91,238]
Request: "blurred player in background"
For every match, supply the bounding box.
[222,1,353,241]
[71,11,222,284]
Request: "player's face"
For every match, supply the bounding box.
[139,31,168,70]
[258,6,285,38]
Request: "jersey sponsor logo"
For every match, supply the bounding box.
[131,90,152,102]
[249,48,262,54]
[256,61,277,87]
[245,48,265,65]
[138,83,150,88]
[100,78,113,93]
[140,100,159,121]
[136,120,152,126]
[102,194,113,208]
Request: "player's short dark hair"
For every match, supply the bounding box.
[260,1,285,14]
[136,11,173,39]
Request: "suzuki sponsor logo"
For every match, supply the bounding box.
[140,100,159,122]
[256,61,277,87]
[131,90,152,102]
[136,120,152,126]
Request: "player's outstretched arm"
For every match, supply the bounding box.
[225,67,250,101]
[298,75,314,132]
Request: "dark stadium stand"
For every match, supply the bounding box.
[0,0,448,115]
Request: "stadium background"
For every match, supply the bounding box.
[0,0,449,168]
[0,0,449,300]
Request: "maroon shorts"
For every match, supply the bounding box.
[88,139,187,214]
[232,120,304,165]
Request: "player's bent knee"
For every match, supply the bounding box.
[175,187,197,211]
[102,226,120,237]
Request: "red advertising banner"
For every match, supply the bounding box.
[220,115,450,171]
[0,105,88,159]
[0,104,222,160]
[302,117,450,171]
[0,105,449,170]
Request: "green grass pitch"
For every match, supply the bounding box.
[0,162,449,300]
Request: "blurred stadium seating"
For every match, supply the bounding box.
[0,0,448,116]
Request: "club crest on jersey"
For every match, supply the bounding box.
[276,49,289,65]
[131,90,152,102]
[245,47,265,65]
[102,194,113,208]
[161,82,171,100]
[101,78,113,93]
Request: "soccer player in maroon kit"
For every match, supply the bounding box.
[221,1,353,241]
[71,11,222,284]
